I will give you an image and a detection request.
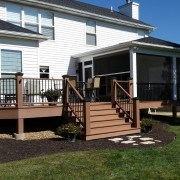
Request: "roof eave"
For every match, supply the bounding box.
[7,0,155,31]
[72,42,132,59]
[132,41,180,52]
[0,30,48,41]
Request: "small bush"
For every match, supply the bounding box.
[56,123,82,137]
[42,89,61,101]
[141,117,155,133]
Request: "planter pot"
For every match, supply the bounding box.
[141,125,153,133]
[62,132,76,142]
[47,97,58,106]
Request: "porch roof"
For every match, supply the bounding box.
[72,37,180,59]
[0,20,47,41]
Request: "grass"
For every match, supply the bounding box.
[0,120,180,180]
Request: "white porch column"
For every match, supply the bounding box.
[130,48,137,97]
[172,56,177,100]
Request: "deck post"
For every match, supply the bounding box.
[128,78,133,98]
[16,72,23,108]
[62,75,70,105]
[15,118,25,140]
[15,73,25,140]
[133,97,140,128]
[130,49,137,97]
[172,101,177,120]
[84,100,91,137]
[111,77,117,107]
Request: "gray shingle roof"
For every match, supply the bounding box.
[0,19,42,35]
[135,37,180,48]
[37,0,152,27]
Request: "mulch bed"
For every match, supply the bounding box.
[0,121,175,164]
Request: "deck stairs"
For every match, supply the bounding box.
[85,102,140,140]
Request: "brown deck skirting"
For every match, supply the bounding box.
[0,105,63,120]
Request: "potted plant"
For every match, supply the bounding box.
[55,123,82,142]
[141,117,155,133]
[42,89,61,105]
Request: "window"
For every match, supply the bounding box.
[6,3,55,39]
[1,50,22,77]
[24,7,38,32]
[41,11,54,40]
[86,19,96,46]
[7,3,21,26]
[40,66,49,78]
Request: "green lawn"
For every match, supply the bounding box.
[0,121,180,180]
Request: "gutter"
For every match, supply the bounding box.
[7,0,155,31]
[0,30,47,41]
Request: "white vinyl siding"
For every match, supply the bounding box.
[24,7,38,32]
[86,19,96,46]
[6,3,21,26]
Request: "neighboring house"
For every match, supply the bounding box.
[0,0,180,140]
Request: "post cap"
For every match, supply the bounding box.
[15,72,23,77]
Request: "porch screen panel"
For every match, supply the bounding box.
[137,54,171,83]
[94,52,130,75]
[137,54,172,100]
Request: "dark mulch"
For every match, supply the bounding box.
[0,120,176,164]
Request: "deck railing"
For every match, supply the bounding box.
[0,73,63,107]
[112,79,140,128]
[22,78,63,105]
[137,83,173,101]
[0,77,17,106]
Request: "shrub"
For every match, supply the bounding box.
[42,89,61,102]
[56,123,82,136]
[141,117,155,133]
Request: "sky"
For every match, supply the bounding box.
[78,0,180,44]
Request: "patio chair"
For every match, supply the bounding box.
[85,76,101,102]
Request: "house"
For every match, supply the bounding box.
[0,0,180,140]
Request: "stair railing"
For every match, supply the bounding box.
[63,76,91,135]
[112,78,140,128]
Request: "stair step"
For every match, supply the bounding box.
[90,109,117,116]
[90,104,113,110]
[90,123,131,134]
[86,128,141,140]
[90,114,120,121]
[91,119,126,128]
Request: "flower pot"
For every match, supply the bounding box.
[62,132,76,142]
[141,125,153,133]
